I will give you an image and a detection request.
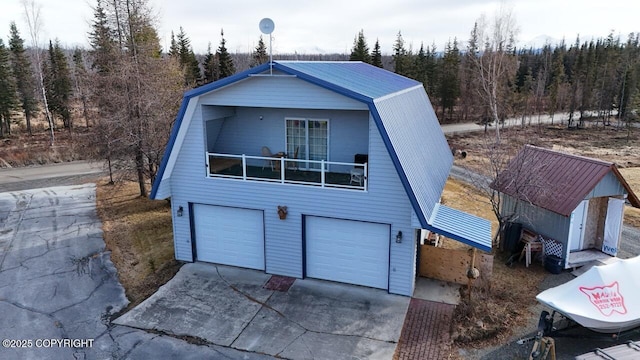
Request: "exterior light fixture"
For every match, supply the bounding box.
[177,206,184,217]
[395,231,403,243]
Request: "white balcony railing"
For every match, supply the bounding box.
[206,152,367,191]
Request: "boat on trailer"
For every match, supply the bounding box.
[536,256,640,333]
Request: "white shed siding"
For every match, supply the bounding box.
[168,102,417,295]
[199,76,368,110]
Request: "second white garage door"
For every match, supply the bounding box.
[305,216,390,289]
[193,204,265,270]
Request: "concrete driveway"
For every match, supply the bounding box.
[0,185,275,359]
[115,263,410,359]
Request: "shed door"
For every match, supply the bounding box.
[602,198,624,256]
[305,216,389,289]
[569,200,589,251]
[193,204,265,270]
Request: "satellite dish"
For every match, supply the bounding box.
[259,18,275,35]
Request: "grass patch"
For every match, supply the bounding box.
[96,179,181,307]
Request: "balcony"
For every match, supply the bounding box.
[206,152,367,191]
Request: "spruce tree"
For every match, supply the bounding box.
[0,38,18,137]
[45,39,72,129]
[392,31,408,76]
[88,0,116,74]
[175,27,201,86]
[216,29,235,79]
[439,39,461,119]
[168,31,178,57]
[350,30,371,63]
[202,42,217,83]
[8,22,37,135]
[251,36,268,67]
[371,39,383,68]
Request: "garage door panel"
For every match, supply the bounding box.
[306,216,389,289]
[193,204,264,270]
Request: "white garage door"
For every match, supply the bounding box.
[193,204,264,270]
[305,216,390,289]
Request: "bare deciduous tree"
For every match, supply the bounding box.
[22,0,54,144]
[470,2,519,143]
[89,0,183,197]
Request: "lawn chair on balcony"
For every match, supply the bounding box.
[261,146,275,171]
[350,153,368,186]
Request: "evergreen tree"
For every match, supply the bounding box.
[45,39,72,129]
[439,38,461,119]
[251,36,268,67]
[413,43,428,88]
[168,31,178,57]
[425,43,438,97]
[72,48,90,127]
[202,42,217,83]
[0,38,18,137]
[460,23,481,122]
[88,0,116,74]
[8,21,38,135]
[350,30,371,63]
[174,27,201,86]
[392,31,409,76]
[371,39,382,68]
[547,43,567,124]
[216,29,235,79]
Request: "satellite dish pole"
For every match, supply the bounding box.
[259,18,275,75]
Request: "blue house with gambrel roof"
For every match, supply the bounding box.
[151,61,491,296]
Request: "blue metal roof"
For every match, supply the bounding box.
[426,204,492,252]
[150,61,491,251]
[274,61,421,100]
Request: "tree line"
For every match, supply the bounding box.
[0,0,638,197]
[350,27,640,129]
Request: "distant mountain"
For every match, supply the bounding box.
[520,35,563,50]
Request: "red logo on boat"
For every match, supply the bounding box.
[579,281,627,317]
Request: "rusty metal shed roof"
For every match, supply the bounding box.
[491,145,640,216]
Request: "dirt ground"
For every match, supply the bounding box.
[448,125,640,227]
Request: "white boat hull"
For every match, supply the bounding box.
[536,256,640,333]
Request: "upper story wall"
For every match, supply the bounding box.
[199,74,369,110]
[209,107,369,164]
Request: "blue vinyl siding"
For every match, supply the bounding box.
[588,172,628,199]
[210,107,369,163]
[199,75,368,111]
[151,62,470,296]
[169,105,417,295]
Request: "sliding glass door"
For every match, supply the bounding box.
[286,118,329,170]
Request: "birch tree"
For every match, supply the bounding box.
[470,3,519,143]
[22,0,54,144]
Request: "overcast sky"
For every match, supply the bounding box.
[1,0,639,55]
